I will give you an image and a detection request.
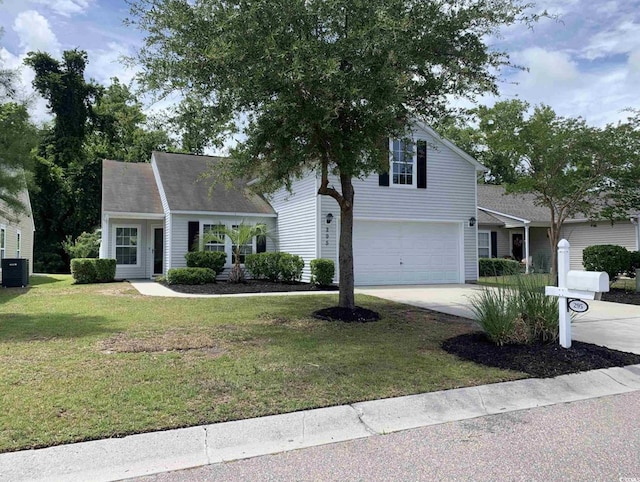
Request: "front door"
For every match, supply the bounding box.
[511,232,524,262]
[152,227,163,275]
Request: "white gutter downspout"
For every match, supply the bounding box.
[524,221,531,274]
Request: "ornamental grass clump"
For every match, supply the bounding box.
[470,275,561,346]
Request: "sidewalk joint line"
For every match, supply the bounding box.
[601,370,629,388]
[203,426,211,464]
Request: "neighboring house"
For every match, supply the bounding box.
[477,184,640,271]
[100,152,276,280]
[0,189,36,276]
[101,123,485,285]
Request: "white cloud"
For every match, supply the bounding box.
[87,42,137,86]
[29,0,94,17]
[629,50,640,72]
[13,10,60,54]
[514,47,580,85]
[582,21,640,60]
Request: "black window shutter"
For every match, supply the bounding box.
[379,172,389,186]
[256,234,267,253]
[378,136,390,186]
[490,231,498,258]
[188,221,199,252]
[417,140,427,189]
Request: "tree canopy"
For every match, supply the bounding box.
[130,0,538,308]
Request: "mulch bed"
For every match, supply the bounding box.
[312,306,380,322]
[601,288,640,305]
[442,331,640,378]
[162,280,338,295]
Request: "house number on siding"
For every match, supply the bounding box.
[325,227,329,246]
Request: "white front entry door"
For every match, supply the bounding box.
[353,221,462,285]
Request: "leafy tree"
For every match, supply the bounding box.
[0,103,37,218]
[62,230,101,259]
[130,0,538,309]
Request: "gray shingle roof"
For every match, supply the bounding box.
[477,184,551,223]
[102,160,163,214]
[152,152,275,215]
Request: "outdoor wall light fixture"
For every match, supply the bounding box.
[469,216,476,227]
[326,213,334,224]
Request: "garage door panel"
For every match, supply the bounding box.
[354,221,461,285]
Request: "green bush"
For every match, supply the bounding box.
[626,251,640,278]
[184,251,227,275]
[244,252,304,282]
[70,258,116,284]
[478,258,520,277]
[63,230,101,259]
[94,259,116,282]
[470,275,560,345]
[166,267,216,285]
[278,253,305,282]
[70,258,97,284]
[583,244,629,282]
[310,259,335,286]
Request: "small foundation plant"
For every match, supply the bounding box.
[470,275,561,346]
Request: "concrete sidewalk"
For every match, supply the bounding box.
[130,280,339,298]
[2,364,639,482]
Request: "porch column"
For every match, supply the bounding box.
[524,222,530,274]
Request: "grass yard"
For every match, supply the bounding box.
[479,273,636,291]
[0,275,525,453]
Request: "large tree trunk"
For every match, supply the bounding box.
[338,174,355,308]
[548,223,561,286]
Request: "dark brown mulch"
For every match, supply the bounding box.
[312,306,381,323]
[162,280,338,295]
[442,331,640,378]
[601,288,640,306]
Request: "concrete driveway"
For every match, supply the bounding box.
[356,284,640,355]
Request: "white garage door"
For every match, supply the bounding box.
[353,221,461,285]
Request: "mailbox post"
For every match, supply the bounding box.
[545,239,609,348]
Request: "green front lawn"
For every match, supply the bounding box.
[0,275,524,453]
[479,273,637,291]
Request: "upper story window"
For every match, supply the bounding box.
[391,139,415,187]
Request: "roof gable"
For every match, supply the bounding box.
[151,152,275,215]
[477,184,550,224]
[102,160,163,215]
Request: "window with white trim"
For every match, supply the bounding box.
[391,139,415,187]
[0,226,5,259]
[16,230,21,258]
[203,224,226,252]
[115,226,139,265]
[478,230,491,259]
[232,224,253,264]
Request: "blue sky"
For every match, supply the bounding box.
[1,0,639,131]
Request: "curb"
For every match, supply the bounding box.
[2,364,639,482]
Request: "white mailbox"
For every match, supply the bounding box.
[566,271,609,293]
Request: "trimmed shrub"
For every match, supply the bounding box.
[94,259,116,282]
[278,253,305,282]
[626,251,640,278]
[70,258,97,284]
[244,252,304,282]
[184,250,227,275]
[70,258,116,284]
[583,244,629,282]
[478,258,520,277]
[310,259,335,286]
[166,267,216,285]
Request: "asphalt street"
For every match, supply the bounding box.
[130,391,640,482]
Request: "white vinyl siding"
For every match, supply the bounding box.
[562,221,637,270]
[0,192,35,274]
[352,128,479,281]
[16,230,21,258]
[319,196,339,283]
[151,154,172,273]
[269,175,319,282]
[168,215,276,271]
